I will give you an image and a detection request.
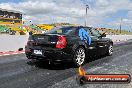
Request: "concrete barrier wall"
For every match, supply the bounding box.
[106,35,132,42]
[0,35,29,52]
[0,35,132,52]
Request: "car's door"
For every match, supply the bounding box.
[90,28,107,55]
[81,27,98,57]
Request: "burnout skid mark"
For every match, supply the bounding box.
[79,28,91,45]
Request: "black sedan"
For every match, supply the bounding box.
[25,26,113,67]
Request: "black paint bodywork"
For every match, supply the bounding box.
[25,26,113,63]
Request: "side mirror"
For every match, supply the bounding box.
[101,33,106,37]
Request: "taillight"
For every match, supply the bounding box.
[56,35,67,49]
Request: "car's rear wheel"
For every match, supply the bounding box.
[73,47,85,67]
[26,54,33,59]
[107,44,113,56]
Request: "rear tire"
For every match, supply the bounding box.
[73,47,86,67]
[26,54,33,59]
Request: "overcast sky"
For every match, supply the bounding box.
[0,0,132,31]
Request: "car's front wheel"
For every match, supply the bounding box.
[73,47,86,67]
[107,44,113,56]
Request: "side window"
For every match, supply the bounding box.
[90,28,101,37]
[65,27,77,36]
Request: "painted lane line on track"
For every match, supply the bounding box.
[0,51,25,56]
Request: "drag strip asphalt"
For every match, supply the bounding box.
[0,40,132,88]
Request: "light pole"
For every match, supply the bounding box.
[85,5,89,26]
[119,18,122,34]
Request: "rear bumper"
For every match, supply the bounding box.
[25,45,73,62]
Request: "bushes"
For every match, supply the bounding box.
[0,25,9,33]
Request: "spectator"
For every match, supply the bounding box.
[29,30,32,35]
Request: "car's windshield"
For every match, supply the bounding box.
[45,27,75,35]
[90,28,101,37]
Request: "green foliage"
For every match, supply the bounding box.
[0,25,9,33]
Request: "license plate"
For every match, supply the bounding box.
[34,50,42,55]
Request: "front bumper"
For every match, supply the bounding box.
[25,46,73,62]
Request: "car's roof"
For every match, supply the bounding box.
[54,26,92,29]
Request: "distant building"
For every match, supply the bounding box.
[0,8,22,31]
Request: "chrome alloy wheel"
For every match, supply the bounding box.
[75,48,85,66]
[108,45,113,55]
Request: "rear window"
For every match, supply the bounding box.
[45,27,76,35]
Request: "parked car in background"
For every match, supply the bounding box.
[25,26,113,67]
